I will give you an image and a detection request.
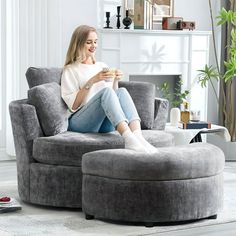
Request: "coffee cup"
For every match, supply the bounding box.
[103,68,116,82]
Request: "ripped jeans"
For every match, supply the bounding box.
[68,87,140,133]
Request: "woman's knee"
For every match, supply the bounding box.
[101,87,116,100]
[116,87,128,96]
[117,87,127,93]
[102,87,113,93]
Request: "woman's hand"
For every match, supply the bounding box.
[114,69,123,81]
[112,69,123,91]
[92,69,115,83]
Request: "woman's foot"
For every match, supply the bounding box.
[133,130,159,153]
[122,129,149,153]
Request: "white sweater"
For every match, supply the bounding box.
[61,61,113,114]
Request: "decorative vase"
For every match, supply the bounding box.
[122,10,132,29]
[104,12,112,29]
[181,101,190,123]
[170,107,181,127]
[116,6,121,29]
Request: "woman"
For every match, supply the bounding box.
[61,25,157,153]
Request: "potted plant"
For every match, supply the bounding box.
[197,0,236,141]
[160,80,190,126]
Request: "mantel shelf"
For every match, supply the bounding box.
[99,28,212,36]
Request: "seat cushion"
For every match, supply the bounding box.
[28,82,68,136]
[33,130,174,167]
[26,67,62,88]
[82,143,225,181]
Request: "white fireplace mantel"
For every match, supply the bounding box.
[97,29,211,121]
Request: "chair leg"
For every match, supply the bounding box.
[85,213,94,220]
[145,222,154,227]
[208,214,217,219]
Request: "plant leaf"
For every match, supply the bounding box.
[196,64,219,88]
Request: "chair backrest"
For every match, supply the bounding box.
[119,81,155,129]
[26,67,63,88]
[26,67,68,136]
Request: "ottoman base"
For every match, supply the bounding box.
[82,173,223,224]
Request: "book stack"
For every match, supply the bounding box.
[178,121,211,129]
[0,197,22,213]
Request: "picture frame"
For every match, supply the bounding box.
[152,0,174,22]
[123,0,174,29]
[125,0,154,30]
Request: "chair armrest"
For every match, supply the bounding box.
[9,99,44,163]
[9,99,44,201]
[153,97,169,130]
[10,99,43,141]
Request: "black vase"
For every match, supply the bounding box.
[116,6,121,29]
[104,12,112,29]
[122,10,132,29]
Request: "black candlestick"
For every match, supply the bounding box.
[116,6,121,29]
[122,10,132,29]
[104,12,112,29]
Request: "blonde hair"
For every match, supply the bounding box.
[64,25,97,66]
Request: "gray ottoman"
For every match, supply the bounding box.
[82,143,225,226]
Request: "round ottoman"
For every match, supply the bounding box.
[82,143,225,226]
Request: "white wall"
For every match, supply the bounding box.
[174,0,211,31]
[61,0,98,67]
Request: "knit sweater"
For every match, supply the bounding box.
[61,61,112,113]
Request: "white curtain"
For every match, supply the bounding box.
[6,0,20,156]
[1,0,47,156]
[1,0,62,156]
[0,0,20,156]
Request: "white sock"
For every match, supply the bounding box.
[122,129,149,153]
[133,130,159,153]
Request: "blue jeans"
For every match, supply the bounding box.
[68,87,140,133]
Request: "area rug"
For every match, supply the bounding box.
[0,165,236,236]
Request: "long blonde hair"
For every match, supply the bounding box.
[64,25,97,66]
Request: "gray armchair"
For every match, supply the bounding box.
[9,67,173,208]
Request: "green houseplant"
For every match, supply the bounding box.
[197,0,236,141]
[161,80,190,108]
[160,80,190,126]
